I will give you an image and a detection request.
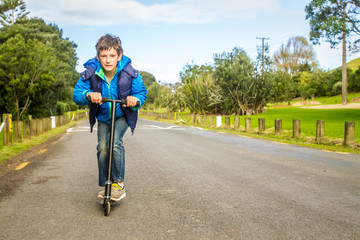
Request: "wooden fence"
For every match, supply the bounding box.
[140,112,356,146]
[1,111,88,146]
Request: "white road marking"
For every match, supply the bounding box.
[139,125,185,130]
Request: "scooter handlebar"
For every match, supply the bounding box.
[86,95,140,107]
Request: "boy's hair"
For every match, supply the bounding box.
[96,34,123,56]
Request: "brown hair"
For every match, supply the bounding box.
[96,34,123,56]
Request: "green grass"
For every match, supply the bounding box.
[235,107,360,140]
[267,92,360,107]
[174,107,360,140]
[140,105,360,153]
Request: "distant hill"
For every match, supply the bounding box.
[347,57,360,71]
[331,57,360,72]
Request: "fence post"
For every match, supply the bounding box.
[197,115,202,126]
[38,118,43,135]
[234,117,240,130]
[47,117,51,131]
[209,116,214,127]
[202,115,207,125]
[258,118,265,133]
[13,120,22,143]
[192,114,196,125]
[216,116,222,128]
[245,118,251,132]
[316,120,325,142]
[344,121,355,145]
[50,116,56,128]
[23,119,31,139]
[275,119,282,135]
[293,119,301,138]
[225,117,230,129]
[2,114,12,146]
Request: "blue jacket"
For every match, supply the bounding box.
[73,55,147,133]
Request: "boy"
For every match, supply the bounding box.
[73,34,147,201]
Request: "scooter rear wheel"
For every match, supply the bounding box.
[104,200,111,216]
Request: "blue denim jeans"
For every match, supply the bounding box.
[97,117,129,186]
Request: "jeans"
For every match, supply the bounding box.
[97,117,129,186]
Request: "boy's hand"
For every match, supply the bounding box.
[86,92,103,105]
[125,96,139,108]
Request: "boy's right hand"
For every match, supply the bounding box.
[86,92,103,105]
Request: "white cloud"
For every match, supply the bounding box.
[26,0,281,26]
[132,61,179,83]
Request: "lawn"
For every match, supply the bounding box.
[234,107,360,141]
[173,106,360,142]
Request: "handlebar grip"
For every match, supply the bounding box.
[134,100,140,108]
[121,100,140,107]
[86,95,108,103]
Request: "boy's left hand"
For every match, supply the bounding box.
[124,96,139,108]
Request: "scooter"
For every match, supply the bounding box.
[87,96,139,216]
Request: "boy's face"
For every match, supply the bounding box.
[97,48,122,75]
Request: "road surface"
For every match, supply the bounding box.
[0,118,359,239]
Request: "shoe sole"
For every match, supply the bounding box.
[110,192,126,202]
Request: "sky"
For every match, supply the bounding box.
[25,0,360,84]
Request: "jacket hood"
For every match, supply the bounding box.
[83,57,100,70]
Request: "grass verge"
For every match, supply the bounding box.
[140,107,360,154]
[0,119,83,165]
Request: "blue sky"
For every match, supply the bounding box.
[26,0,360,84]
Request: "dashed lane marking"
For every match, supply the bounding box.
[38,149,48,154]
[66,127,95,133]
[139,125,185,130]
[14,161,30,171]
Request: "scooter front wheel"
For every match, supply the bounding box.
[104,200,111,216]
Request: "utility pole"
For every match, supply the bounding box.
[257,37,270,76]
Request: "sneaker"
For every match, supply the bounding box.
[97,190,105,199]
[110,183,126,201]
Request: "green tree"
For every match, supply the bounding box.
[349,66,360,92]
[213,47,269,115]
[0,17,78,117]
[180,70,222,114]
[305,0,360,104]
[268,71,295,104]
[0,34,56,121]
[0,0,29,25]
[177,63,221,114]
[140,71,156,89]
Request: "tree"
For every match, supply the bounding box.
[0,0,29,25]
[273,36,317,75]
[139,71,156,89]
[0,17,78,118]
[0,34,56,121]
[180,70,222,114]
[268,71,295,104]
[178,63,221,114]
[213,47,270,115]
[305,0,360,104]
[349,65,360,92]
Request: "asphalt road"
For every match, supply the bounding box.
[0,118,359,239]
